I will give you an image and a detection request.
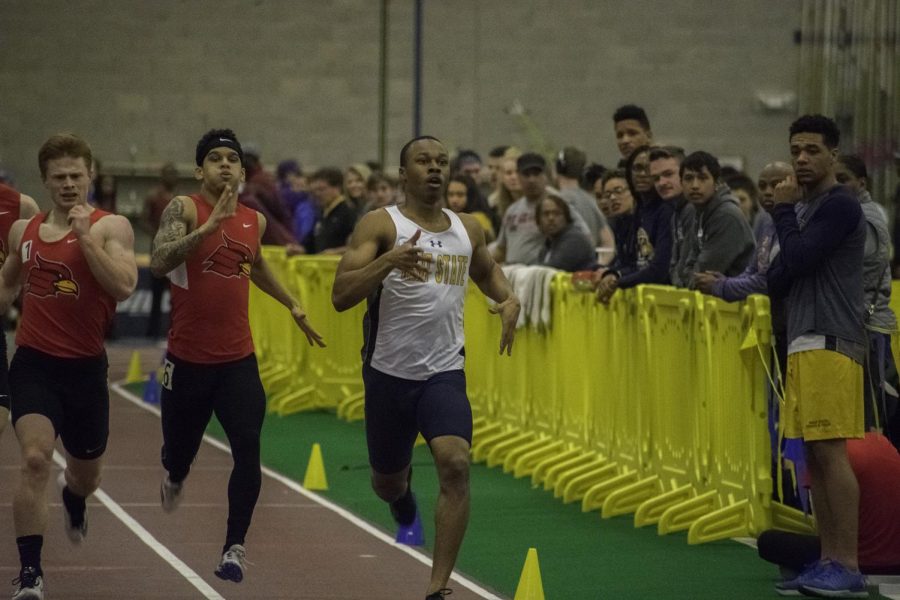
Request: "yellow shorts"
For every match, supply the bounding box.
[783,349,864,441]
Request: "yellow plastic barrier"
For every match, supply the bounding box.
[466,284,557,470]
[601,286,701,520]
[250,258,802,545]
[251,247,301,400]
[292,257,366,415]
[889,280,900,363]
[678,293,772,543]
[249,249,365,416]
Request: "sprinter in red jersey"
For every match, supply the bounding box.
[150,128,324,584]
[0,134,137,600]
[0,182,39,441]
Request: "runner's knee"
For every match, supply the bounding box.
[371,471,407,502]
[68,469,102,495]
[435,452,469,493]
[21,448,52,482]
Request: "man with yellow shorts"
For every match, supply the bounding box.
[768,114,869,598]
[785,342,864,442]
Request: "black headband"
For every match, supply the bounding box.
[195,136,244,166]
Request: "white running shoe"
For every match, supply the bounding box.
[214,544,247,583]
[11,567,44,600]
[160,475,183,513]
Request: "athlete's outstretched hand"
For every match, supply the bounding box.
[291,305,326,347]
[386,229,433,281]
[489,295,520,356]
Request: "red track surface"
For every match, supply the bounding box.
[0,344,498,600]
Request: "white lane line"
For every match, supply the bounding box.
[115,503,320,509]
[111,381,506,600]
[52,451,225,600]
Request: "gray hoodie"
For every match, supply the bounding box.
[688,185,755,281]
[860,190,896,333]
[669,195,696,287]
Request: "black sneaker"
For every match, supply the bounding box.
[425,589,451,599]
[11,567,44,600]
[389,468,416,526]
[57,473,87,544]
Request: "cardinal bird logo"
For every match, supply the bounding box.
[26,253,79,298]
[203,232,253,278]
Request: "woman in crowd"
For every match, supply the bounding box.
[487,151,522,225]
[599,169,638,273]
[344,163,372,216]
[446,174,495,242]
[583,163,611,218]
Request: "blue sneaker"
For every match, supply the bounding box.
[775,560,826,596]
[395,504,425,546]
[800,560,868,598]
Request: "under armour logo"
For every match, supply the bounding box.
[429,240,443,248]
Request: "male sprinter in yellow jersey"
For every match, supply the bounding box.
[332,136,520,599]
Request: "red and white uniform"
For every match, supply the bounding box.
[0,183,22,267]
[167,194,259,363]
[16,209,115,358]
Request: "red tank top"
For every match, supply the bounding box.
[167,194,259,363]
[0,183,22,267]
[16,209,116,357]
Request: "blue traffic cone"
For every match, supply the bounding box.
[395,508,425,546]
[143,371,160,404]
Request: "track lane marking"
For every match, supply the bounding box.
[52,451,225,599]
[111,381,505,600]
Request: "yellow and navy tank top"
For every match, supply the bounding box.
[364,206,472,380]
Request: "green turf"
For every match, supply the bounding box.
[123,381,886,598]
[201,409,812,599]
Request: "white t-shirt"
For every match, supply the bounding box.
[365,206,473,380]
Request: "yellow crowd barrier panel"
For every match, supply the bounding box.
[889,280,900,363]
[678,293,772,543]
[251,247,302,399]
[292,257,367,417]
[468,283,547,466]
[580,288,649,511]
[606,286,701,521]
[249,250,365,416]
[251,260,791,545]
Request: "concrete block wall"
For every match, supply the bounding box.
[0,0,799,207]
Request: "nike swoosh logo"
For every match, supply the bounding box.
[242,223,252,228]
[0,211,10,215]
[67,238,78,243]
